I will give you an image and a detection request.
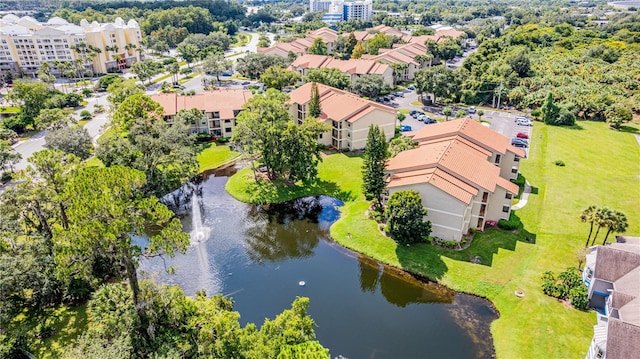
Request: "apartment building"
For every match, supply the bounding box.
[361,42,430,82]
[289,54,393,86]
[150,90,252,137]
[385,118,525,241]
[309,0,332,12]
[321,0,373,24]
[583,237,640,359]
[257,27,338,58]
[0,14,142,76]
[288,82,396,150]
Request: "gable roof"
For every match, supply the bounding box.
[593,245,640,283]
[288,82,394,124]
[289,54,390,76]
[150,90,252,118]
[387,138,519,201]
[605,319,640,359]
[408,118,526,157]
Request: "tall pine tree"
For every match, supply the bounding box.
[361,124,388,207]
[308,82,321,118]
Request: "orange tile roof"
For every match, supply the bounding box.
[150,89,252,118]
[386,134,519,201]
[387,167,478,204]
[288,82,395,123]
[289,54,390,76]
[409,118,526,157]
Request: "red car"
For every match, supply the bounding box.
[516,132,529,139]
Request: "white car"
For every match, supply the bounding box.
[515,117,533,126]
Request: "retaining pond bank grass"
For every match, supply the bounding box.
[226,121,640,358]
[197,143,240,173]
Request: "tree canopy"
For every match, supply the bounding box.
[385,190,431,245]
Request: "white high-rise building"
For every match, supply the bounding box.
[343,0,373,21]
[310,0,332,12]
[0,14,143,76]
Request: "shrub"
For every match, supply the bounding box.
[195,132,213,142]
[180,67,193,75]
[217,137,231,143]
[554,160,565,166]
[80,110,92,120]
[558,267,582,288]
[511,173,525,186]
[569,286,589,310]
[82,88,93,97]
[498,214,521,230]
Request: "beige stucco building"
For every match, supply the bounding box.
[0,14,142,76]
[150,90,253,137]
[385,118,525,241]
[288,82,396,150]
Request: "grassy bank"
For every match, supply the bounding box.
[225,121,640,358]
[197,143,240,172]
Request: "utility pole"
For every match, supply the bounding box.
[496,81,503,109]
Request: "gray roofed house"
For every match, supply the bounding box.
[583,238,640,359]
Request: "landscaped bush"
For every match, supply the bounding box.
[511,173,525,186]
[554,160,565,166]
[80,110,92,120]
[498,213,521,230]
[569,286,589,310]
[541,267,588,310]
[217,137,231,143]
[196,132,213,142]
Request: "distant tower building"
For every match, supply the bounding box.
[310,0,332,12]
[343,0,373,21]
[321,0,372,24]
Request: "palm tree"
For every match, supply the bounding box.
[125,43,137,57]
[580,205,598,247]
[602,210,628,245]
[590,207,613,247]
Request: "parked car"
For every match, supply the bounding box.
[511,138,529,148]
[383,96,391,102]
[423,117,437,124]
[221,71,232,76]
[407,85,415,90]
[467,106,476,114]
[516,132,529,139]
[515,117,533,126]
[173,84,186,90]
[399,125,412,132]
[393,91,404,97]
[411,110,425,118]
[241,81,250,85]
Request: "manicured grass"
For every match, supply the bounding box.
[15,305,88,358]
[225,120,640,358]
[197,142,241,172]
[84,156,104,167]
[0,106,20,113]
[410,100,422,106]
[226,153,363,204]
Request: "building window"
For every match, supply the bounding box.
[224,119,231,123]
[212,112,220,119]
[505,193,512,200]
[514,155,520,162]
[511,168,518,174]
[225,127,232,133]
[502,205,510,213]
[494,154,501,164]
[319,133,323,139]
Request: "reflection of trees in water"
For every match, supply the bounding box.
[244,197,326,263]
[357,255,455,307]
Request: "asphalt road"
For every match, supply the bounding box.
[12,93,111,170]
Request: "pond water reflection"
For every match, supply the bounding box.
[139,169,497,358]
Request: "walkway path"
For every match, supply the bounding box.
[511,180,532,210]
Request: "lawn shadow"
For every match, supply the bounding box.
[619,125,640,134]
[395,212,536,280]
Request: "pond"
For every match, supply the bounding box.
[140,168,497,358]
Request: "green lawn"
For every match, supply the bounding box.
[225,121,640,358]
[0,106,20,113]
[197,143,241,172]
[15,305,88,358]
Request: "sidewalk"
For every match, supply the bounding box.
[512,180,531,210]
